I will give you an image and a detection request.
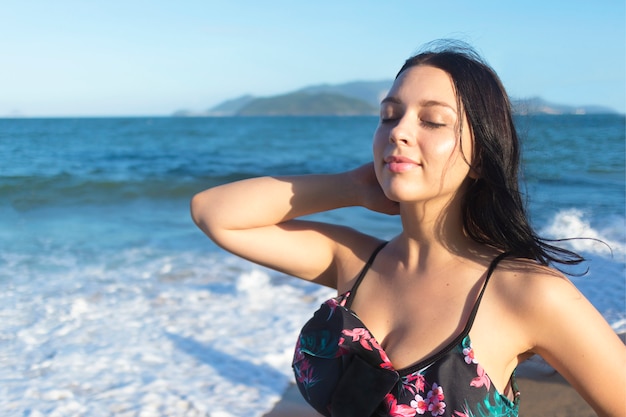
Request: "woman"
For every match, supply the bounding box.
[191,42,625,416]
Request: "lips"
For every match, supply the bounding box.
[384,155,420,173]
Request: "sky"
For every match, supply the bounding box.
[1,0,624,117]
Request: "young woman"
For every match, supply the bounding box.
[191,42,625,416]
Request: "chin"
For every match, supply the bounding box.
[382,187,418,204]
[381,173,411,192]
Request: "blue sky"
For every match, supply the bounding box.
[2,0,624,116]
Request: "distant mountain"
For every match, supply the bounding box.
[511,96,616,115]
[236,91,377,116]
[173,80,618,117]
[297,80,391,108]
[201,80,390,116]
[207,95,256,116]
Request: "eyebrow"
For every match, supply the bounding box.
[380,96,457,112]
[380,96,402,105]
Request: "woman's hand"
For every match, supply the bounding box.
[349,163,400,215]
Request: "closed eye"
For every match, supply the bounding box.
[380,116,398,124]
[421,120,446,129]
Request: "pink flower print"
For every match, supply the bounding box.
[369,336,394,369]
[341,328,394,367]
[294,357,318,389]
[298,357,312,372]
[384,394,417,417]
[324,298,340,320]
[462,344,477,364]
[335,340,350,358]
[426,383,444,402]
[403,372,426,394]
[425,383,446,417]
[339,292,350,307]
[342,328,374,351]
[428,398,446,416]
[470,364,491,391]
[453,411,469,417]
[410,394,428,415]
[378,349,394,369]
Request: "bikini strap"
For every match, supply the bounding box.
[462,252,510,334]
[344,241,388,309]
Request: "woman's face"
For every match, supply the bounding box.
[372,64,474,207]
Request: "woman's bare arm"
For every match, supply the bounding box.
[190,164,398,288]
[521,270,626,416]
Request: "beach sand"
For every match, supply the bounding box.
[265,334,626,417]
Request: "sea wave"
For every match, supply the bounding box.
[0,246,333,417]
[1,209,623,416]
[541,209,626,258]
[0,173,254,211]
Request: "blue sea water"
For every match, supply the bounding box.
[0,115,624,416]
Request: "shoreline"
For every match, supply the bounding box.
[265,333,625,417]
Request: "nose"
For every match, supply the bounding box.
[388,114,415,146]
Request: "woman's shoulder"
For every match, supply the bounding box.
[487,257,584,320]
[492,256,570,283]
[481,257,588,358]
[333,233,388,293]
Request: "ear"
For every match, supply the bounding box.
[468,164,481,179]
[467,145,481,179]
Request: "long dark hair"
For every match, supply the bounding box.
[398,40,584,267]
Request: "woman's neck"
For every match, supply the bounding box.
[394,189,481,271]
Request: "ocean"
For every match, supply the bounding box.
[1,115,624,416]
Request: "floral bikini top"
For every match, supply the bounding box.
[292,243,519,417]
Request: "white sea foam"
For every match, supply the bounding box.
[0,247,333,417]
[540,209,626,325]
[1,209,624,417]
[541,209,626,257]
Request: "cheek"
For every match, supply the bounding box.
[372,128,387,158]
[428,137,472,180]
[372,129,389,184]
[427,136,458,162]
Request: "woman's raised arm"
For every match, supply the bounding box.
[190,164,398,288]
